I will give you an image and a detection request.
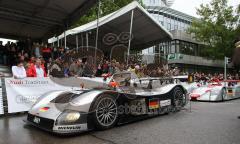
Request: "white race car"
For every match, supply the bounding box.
[190,80,240,101]
[172,76,199,93]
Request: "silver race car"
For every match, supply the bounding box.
[190,80,240,101]
[26,72,188,134]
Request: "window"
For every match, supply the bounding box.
[171,19,175,30]
[167,23,171,30]
[178,20,181,30]
[159,15,163,22]
[175,40,180,53]
[171,41,176,53]
[153,14,158,19]
[179,41,195,55]
[164,16,168,28]
[160,21,164,26]
[174,25,178,30]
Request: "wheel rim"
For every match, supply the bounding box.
[174,88,184,108]
[96,97,117,127]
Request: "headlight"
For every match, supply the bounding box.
[56,110,81,125]
[65,112,80,122]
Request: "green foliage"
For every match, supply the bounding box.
[188,0,239,60]
[73,0,144,28]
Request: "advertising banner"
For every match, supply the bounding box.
[4,78,73,113]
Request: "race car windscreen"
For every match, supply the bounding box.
[112,72,132,87]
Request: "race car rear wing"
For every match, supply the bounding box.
[139,77,180,89]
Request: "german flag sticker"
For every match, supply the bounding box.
[149,99,159,109]
[39,107,50,112]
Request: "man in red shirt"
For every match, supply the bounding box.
[41,44,52,61]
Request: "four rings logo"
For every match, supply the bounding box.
[103,32,133,45]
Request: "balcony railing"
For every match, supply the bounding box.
[167,53,226,67]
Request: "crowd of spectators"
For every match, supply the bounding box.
[193,72,239,82]
[0,40,239,81]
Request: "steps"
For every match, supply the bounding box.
[0,78,4,115]
[0,65,11,115]
[0,65,12,77]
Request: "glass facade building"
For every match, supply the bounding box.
[142,0,225,73]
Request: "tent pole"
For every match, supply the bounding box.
[95,0,100,66]
[86,32,89,51]
[76,35,79,52]
[81,34,83,46]
[127,10,134,66]
[57,37,59,47]
[64,31,66,50]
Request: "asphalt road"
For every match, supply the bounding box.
[1,100,240,144]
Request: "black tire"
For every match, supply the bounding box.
[91,94,118,130]
[221,88,227,101]
[172,87,185,111]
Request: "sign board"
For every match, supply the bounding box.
[4,78,73,113]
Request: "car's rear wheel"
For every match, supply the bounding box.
[92,94,118,130]
[172,87,185,111]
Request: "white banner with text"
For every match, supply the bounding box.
[5,78,73,113]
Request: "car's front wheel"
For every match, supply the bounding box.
[92,94,118,130]
[221,88,227,101]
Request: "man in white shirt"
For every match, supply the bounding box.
[12,60,27,79]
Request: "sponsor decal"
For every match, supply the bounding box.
[160,99,171,107]
[39,107,50,112]
[33,117,40,124]
[149,99,159,109]
[53,124,88,131]
[227,89,233,96]
[15,95,38,103]
[190,94,200,98]
[58,126,82,130]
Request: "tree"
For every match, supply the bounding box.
[188,0,239,60]
[72,0,143,28]
[232,4,240,69]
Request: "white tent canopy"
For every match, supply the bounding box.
[0,0,96,39]
[48,1,172,51]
